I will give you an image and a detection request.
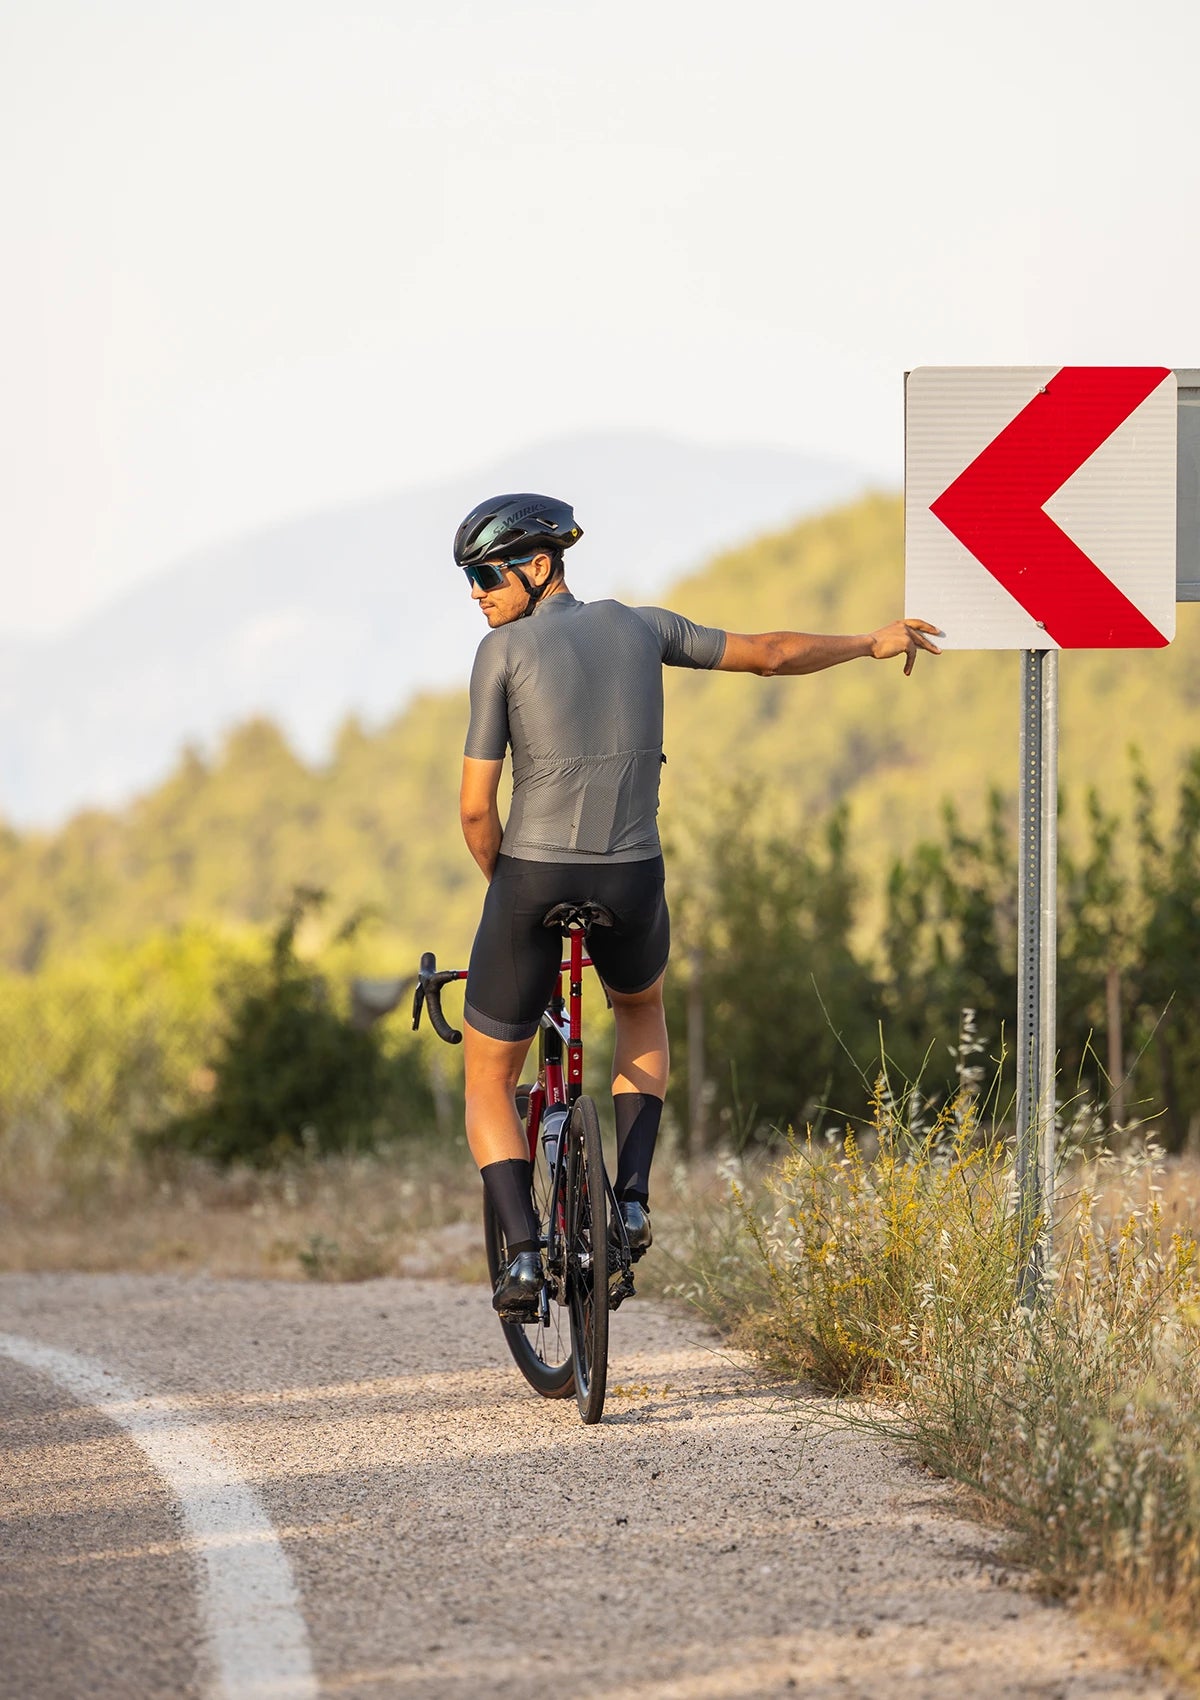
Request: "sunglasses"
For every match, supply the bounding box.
[461,553,537,592]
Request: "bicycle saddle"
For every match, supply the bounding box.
[541,901,616,934]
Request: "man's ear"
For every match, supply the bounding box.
[531,551,555,586]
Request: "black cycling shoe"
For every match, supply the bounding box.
[492,1249,544,1318]
[613,1200,653,1261]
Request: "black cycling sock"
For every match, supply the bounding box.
[481,1158,540,1258]
[613,1092,663,1206]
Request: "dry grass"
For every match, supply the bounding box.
[1093,1151,1200,1236]
[0,1129,727,1294]
[672,1106,1200,1692]
[0,1146,489,1284]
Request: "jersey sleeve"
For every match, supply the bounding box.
[464,634,511,759]
[634,606,727,670]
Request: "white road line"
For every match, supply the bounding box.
[0,1333,318,1700]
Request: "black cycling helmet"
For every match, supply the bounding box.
[453,493,582,569]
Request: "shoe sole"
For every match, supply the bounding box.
[493,1286,542,1319]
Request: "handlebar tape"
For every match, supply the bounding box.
[412,951,463,1045]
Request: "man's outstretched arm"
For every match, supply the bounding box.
[718,619,941,679]
[460,757,504,880]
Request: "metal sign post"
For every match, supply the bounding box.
[1014,649,1058,1302]
[1179,370,1200,599]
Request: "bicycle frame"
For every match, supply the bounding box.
[522,929,593,1162]
[429,933,595,1166]
[415,930,635,1330]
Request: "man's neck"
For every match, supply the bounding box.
[531,580,573,611]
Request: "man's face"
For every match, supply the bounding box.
[470,552,555,627]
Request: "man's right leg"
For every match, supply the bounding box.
[608,973,667,1257]
[587,857,671,1255]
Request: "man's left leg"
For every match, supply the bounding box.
[463,1022,542,1272]
[461,857,563,1310]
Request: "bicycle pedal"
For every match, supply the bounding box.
[608,1267,636,1310]
[496,1300,540,1322]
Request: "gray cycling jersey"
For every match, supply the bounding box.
[465,592,727,863]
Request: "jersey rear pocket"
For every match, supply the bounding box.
[569,748,662,855]
[568,755,622,853]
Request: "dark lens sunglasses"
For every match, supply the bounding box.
[461,553,537,592]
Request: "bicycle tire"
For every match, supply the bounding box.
[483,1086,574,1399]
[565,1093,610,1424]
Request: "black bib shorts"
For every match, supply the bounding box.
[464,854,669,1043]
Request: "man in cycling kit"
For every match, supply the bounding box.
[454,493,940,1316]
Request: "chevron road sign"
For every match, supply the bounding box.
[903,364,1186,1299]
[906,366,1178,649]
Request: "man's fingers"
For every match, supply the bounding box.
[872,617,943,672]
[905,621,942,656]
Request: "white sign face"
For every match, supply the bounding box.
[905,366,1177,649]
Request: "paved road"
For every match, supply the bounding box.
[0,1274,1171,1700]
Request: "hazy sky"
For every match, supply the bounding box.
[2,0,1198,634]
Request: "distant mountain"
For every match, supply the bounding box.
[0,432,867,826]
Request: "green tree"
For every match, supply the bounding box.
[151,889,434,1165]
[1129,755,1200,1151]
[879,790,1017,1092]
[1057,788,1137,1121]
[667,795,881,1144]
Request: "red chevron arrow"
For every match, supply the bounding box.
[929,366,1171,648]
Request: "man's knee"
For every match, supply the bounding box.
[607,971,666,1013]
[463,1026,531,1090]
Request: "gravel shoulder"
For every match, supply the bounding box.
[0,1273,1174,1700]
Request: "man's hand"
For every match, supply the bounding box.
[868,619,942,676]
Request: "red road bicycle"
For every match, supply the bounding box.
[411,902,636,1425]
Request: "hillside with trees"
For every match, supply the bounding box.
[3,492,1197,979]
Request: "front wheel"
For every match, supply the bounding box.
[565,1094,610,1424]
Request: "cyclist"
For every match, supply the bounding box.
[455,493,940,1315]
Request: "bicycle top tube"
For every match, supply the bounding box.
[430,961,594,980]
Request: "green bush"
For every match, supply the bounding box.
[150,890,434,1165]
[0,925,258,1179]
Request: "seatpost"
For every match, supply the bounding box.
[544,974,564,1071]
[567,928,584,1101]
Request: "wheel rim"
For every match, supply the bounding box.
[567,1124,599,1396]
[526,1129,572,1372]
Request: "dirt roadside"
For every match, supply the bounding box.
[0,1272,1175,1700]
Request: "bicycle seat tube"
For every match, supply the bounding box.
[566,927,585,1102]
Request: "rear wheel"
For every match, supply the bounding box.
[483,1086,574,1398]
[565,1094,610,1424]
